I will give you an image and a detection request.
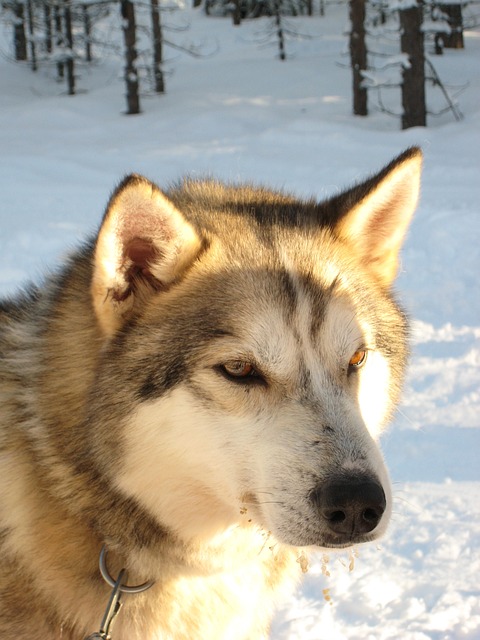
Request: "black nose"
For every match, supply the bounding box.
[310,474,386,540]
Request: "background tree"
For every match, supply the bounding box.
[399,0,426,128]
[232,0,242,26]
[26,0,37,70]
[150,0,165,93]
[349,0,367,116]
[439,2,465,48]
[64,0,75,95]
[273,0,286,60]
[121,0,140,114]
[11,1,27,61]
[54,2,65,80]
[44,0,53,54]
[83,3,92,63]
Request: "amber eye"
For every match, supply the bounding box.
[348,349,367,370]
[222,361,256,379]
[219,360,262,382]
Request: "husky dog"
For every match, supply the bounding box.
[0,149,422,639]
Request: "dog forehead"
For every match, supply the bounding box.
[200,242,333,319]
[139,226,367,371]
[196,250,355,358]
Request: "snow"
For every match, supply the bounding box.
[273,482,480,639]
[1,3,479,638]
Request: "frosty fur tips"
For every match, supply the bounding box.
[0,148,421,639]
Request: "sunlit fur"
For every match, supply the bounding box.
[0,149,421,639]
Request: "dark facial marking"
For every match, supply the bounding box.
[137,356,186,400]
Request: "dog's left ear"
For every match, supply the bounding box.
[334,147,422,286]
[92,175,202,336]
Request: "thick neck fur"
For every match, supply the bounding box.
[0,245,298,639]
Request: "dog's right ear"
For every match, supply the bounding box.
[92,175,202,336]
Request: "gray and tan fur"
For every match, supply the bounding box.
[0,148,422,639]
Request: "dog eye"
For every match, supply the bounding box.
[348,349,367,371]
[219,360,262,383]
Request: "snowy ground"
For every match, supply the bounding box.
[0,3,479,639]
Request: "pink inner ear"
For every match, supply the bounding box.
[125,237,160,273]
[118,237,166,296]
[368,207,392,246]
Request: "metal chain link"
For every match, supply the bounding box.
[84,546,155,640]
[84,567,126,640]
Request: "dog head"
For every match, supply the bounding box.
[89,149,422,550]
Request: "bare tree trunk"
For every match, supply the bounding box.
[83,4,92,62]
[274,0,286,61]
[442,3,464,49]
[150,0,165,93]
[55,3,64,80]
[13,1,27,61]
[44,1,53,54]
[64,0,75,94]
[349,0,367,116]
[232,0,242,26]
[399,1,426,129]
[121,0,141,114]
[26,0,37,71]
